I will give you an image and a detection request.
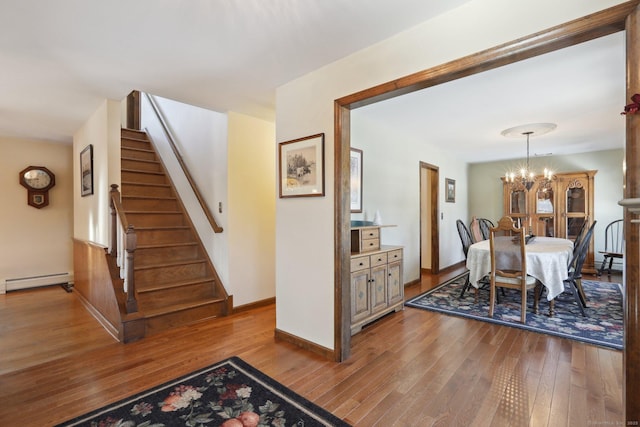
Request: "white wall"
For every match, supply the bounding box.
[228,112,276,306]
[0,138,73,293]
[350,113,469,283]
[143,95,230,287]
[73,99,121,246]
[275,0,626,351]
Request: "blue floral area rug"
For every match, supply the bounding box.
[405,273,623,350]
[57,356,350,427]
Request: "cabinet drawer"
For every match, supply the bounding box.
[361,238,380,252]
[350,256,370,272]
[387,249,403,262]
[370,252,388,267]
[361,228,380,239]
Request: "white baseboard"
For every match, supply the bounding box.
[4,273,73,292]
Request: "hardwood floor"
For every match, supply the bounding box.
[0,268,623,426]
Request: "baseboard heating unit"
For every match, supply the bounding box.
[4,273,73,292]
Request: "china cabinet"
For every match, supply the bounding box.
[502,170,596,272]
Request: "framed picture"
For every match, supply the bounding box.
[279,133,325,198]
[350,148,363,212]
[80,144,94,197]
[445,178,455,203]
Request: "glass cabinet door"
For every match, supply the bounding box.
[510,190,526,214]
[567,187,586,213]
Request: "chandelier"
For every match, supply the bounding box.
[502,123,557,191]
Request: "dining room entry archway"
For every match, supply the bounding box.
[333,1,640,421]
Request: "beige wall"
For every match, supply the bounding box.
[275,0,626,350]
[0,138,73,293]
[228,112,276,305]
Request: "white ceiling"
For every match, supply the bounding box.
[354,31,626,164]
[0,0,472,144]
[0,1,626,163]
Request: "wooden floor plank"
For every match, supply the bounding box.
[0,268,624,427]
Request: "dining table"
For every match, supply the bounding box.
[466,236,574,312]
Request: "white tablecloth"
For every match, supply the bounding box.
[466,236,574,301]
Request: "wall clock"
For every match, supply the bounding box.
[19,166,55,208]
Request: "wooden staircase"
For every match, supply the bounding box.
[117,128,231,336]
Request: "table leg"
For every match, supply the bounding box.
[548,298,555,317]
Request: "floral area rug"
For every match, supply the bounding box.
[405,273,623,350]
[57,356,350,427]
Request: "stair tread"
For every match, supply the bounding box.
[136,258,207,270]
[124,210,183,214]
[121,146,154,153]
[142,297,226,318]
[122,168,164,175]
[121,181,170,187]
[137,242,198,249]
[122,195,176,200]
[136,225,190,230]
[137,277,216,293]
[122,157,160,164]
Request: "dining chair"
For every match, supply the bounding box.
[469,217,495,243]
[488,215,541,324]
[597,219,624,276]
[456,219,474,298]
[478,218,495,241]
[562,220,597,316]
[571,219,589,256]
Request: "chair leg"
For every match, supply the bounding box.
[533,284,540,315]
[575,278,588,307]
[459,274,471,298]
[570,280,586,316]
[597,257,607,276]
[607,257,614,276]
[489,285,496,318]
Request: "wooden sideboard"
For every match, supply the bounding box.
[350,225,403,335]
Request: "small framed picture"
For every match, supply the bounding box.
[279,133,325,198]
[350,148,363,213]
[445,178,456,203]
[80,144,94,197]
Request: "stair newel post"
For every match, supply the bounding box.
[125,224,138,313]
[109,184,120,258]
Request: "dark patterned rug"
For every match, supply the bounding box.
[57,356,350,427]
[405,273,623,350]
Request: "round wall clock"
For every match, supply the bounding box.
[19,166,55,208]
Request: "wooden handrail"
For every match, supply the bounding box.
[109,184,138,313]
[143,92,223,233]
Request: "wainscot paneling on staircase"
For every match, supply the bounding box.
[116,128,231,338]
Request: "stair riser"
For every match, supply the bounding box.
[122,158,162,172]
[122,129,148,139]
[122,138,151,151]
[121,148,156,161]
[136,245,202,267]
[122,198,179,211]
[135,263,208,284]
[137,281,216,309]
[136,229,195,245]
[122,170,166,184]
[145,303,226,336]
[126,213,186,227]
[121,184,173,198]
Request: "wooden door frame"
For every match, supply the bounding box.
[334,2,639,421]
[419,162,439,274]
